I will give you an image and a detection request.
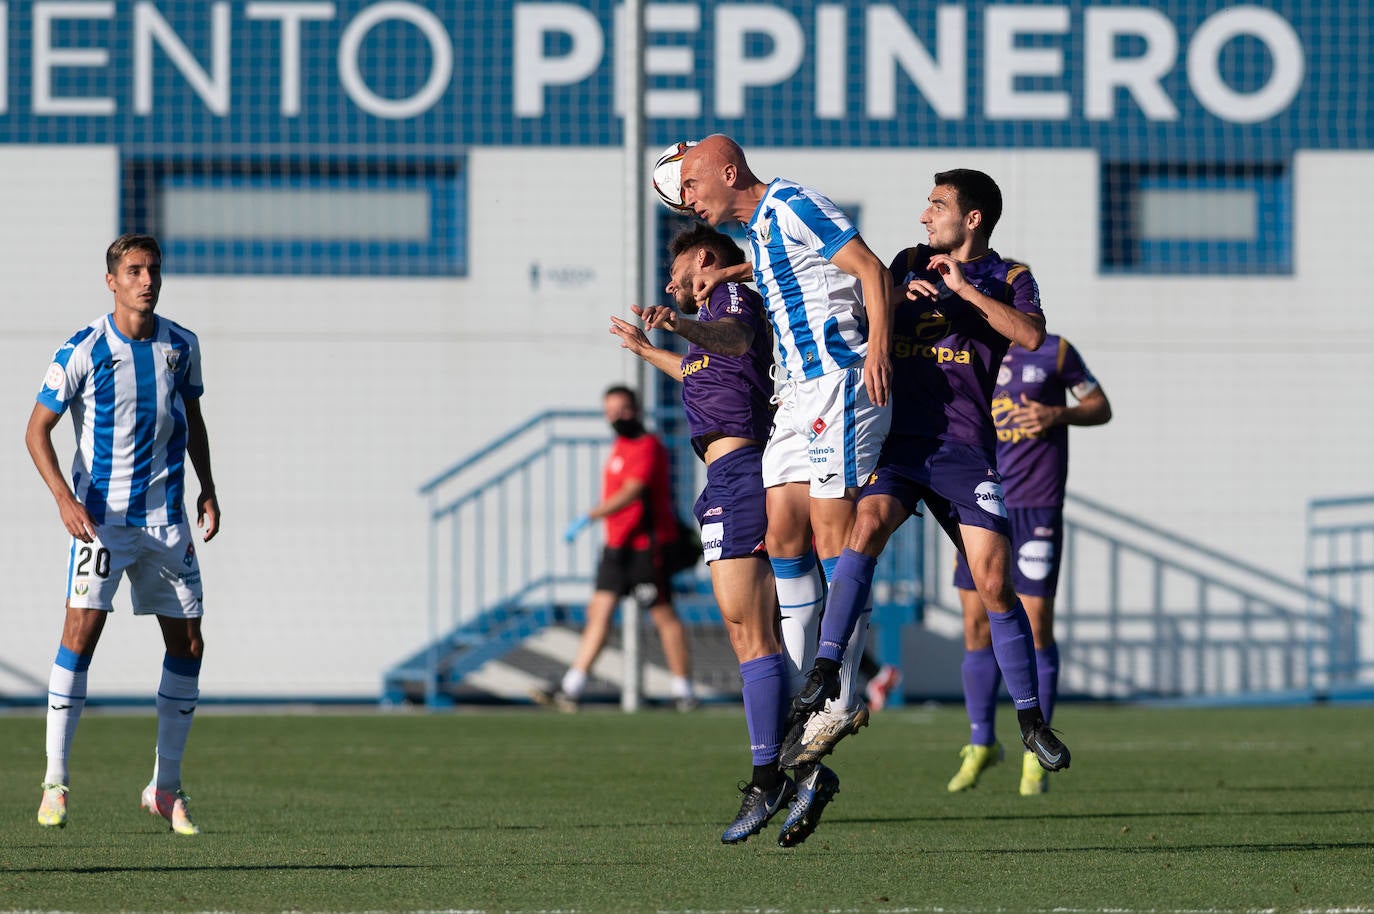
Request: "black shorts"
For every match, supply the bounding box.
[594,546,673,609]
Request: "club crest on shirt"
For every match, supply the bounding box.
[997,364,1012,386]
[164,348,181,373]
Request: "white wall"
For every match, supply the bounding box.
[1,144,1367,699]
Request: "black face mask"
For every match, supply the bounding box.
[611,418,644,438]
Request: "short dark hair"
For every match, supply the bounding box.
[604,384,639,410]
[933,169,1003,239]
[667,224,746,268]
[106,233,162,274]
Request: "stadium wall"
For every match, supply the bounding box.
[1,145,1367,699]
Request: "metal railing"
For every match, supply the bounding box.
[1306,494,1374,692]
[396,409,1351,705]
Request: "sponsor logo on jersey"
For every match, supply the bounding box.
[809,445,836,466]
[810,417,827,438]
[95,358,121,372]
[704,506,724,518]
[893,332,972,365]
[701,522,725,563]
[974,480,1007,517]
[1017,539,1055,581]
[682,354,711,376]
[1033,526,1055,538]
[1022,364,1047,384]
[183,544,196,567]
[992,393,1040,444]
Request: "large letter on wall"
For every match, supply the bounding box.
[34,1,115,115]
[866,4,965,120]
[339,2,452,119]
[514,2,603,117]
[985,5,1070,120]
[246,2,337,118]
[1085,7,1178,121]
[135,1,230,115]
[715,4,803,119]
[1188,5,1303,124]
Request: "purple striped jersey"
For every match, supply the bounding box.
[36,313,204,527]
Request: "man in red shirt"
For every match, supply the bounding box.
[535,385,696,710]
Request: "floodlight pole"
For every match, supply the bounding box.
[622,0,646,713]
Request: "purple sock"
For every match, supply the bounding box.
[740,653,787,766]
[816,549,876,664]
[1037,643,1060,725]
[961,647,1001,745]
[988,601,1040,711]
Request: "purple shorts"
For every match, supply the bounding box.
[693,445,768,563]
[863,435,1011,542]
[953,505,1064,597]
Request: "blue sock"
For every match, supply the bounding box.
[987,601,1040,711]
[739,653,786,767]
[1036,643,1060,725]
[816,549,876,664]
[961,647,1001,746]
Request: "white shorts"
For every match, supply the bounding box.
[66,523,204,618]
[763,364,892,498]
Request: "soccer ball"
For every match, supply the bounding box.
[652,141,697,215]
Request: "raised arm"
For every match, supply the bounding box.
[926,252,1046,350]
[609,314,688,382]
[830,236,893,406]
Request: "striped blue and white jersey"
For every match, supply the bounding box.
[36,314,204,527]
[746,178,867,380]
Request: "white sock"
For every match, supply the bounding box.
[155,655,200,791]
[834,606,872,710]
[561,668,587,698]
[45,648,91,786]
[772,556,824,693]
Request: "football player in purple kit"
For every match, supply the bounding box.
[610,224,807,846]
[787,169,1073,779]
[948,335,1111,796]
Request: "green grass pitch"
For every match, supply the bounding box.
[1,703,1372,913]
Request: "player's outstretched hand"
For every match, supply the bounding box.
[632,303,678,331]
[609,315,652,355]
[197,491,220,542]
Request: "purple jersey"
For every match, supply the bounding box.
[992,335,1098,508]
[680,281,774,460]
[886,245,1044,451]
